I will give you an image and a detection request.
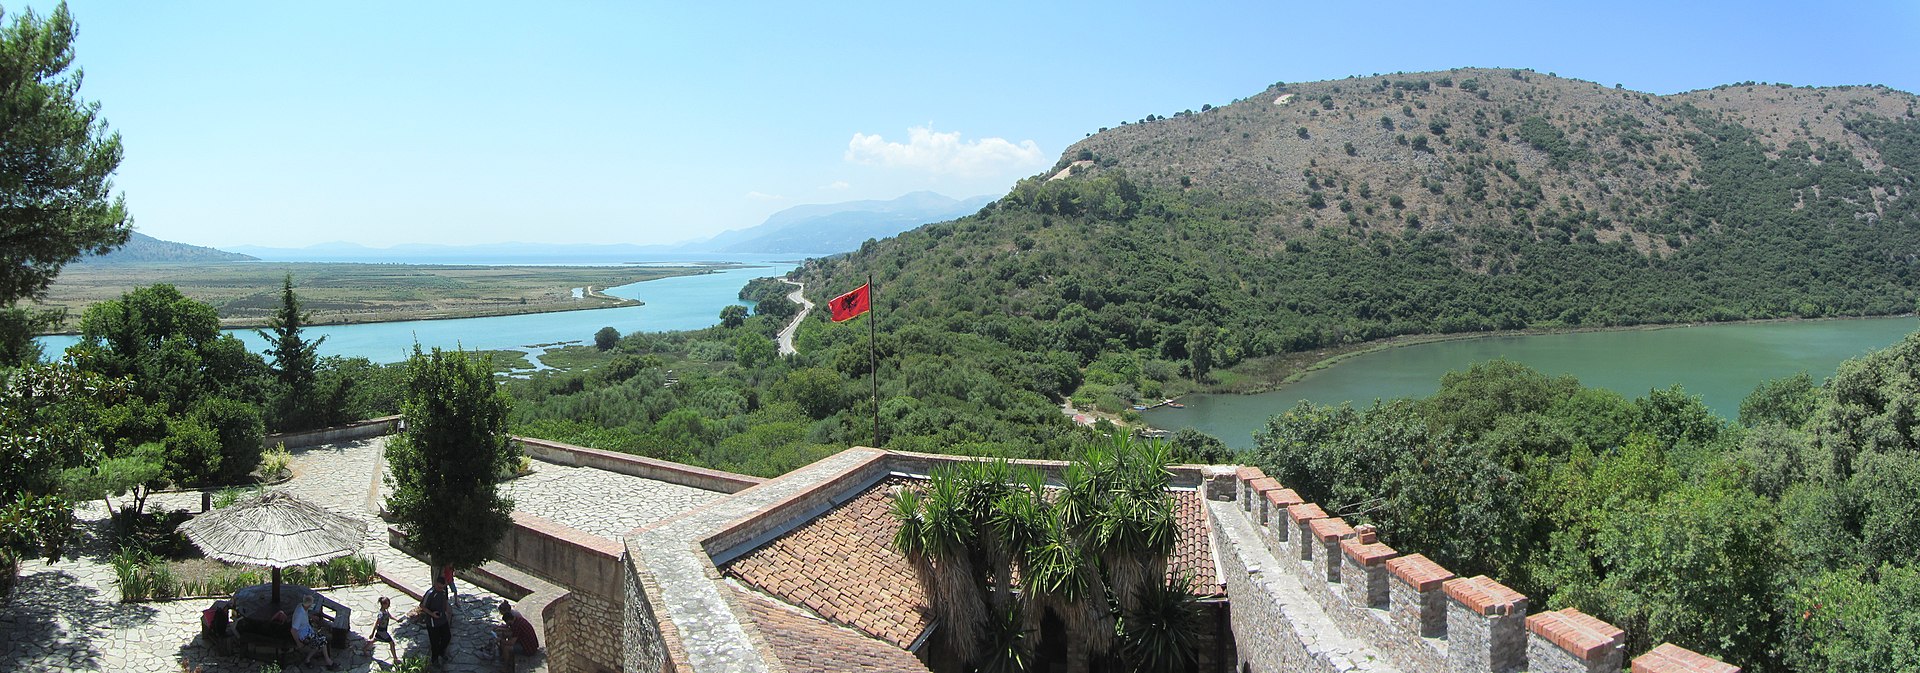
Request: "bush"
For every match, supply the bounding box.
[260,445,293,481]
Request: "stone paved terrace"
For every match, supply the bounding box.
[0,436,616,673]
[499,460,724,541]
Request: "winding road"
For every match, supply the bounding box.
[776,279,811,355]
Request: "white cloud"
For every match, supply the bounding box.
[746,191,785,201]
[845,126,1046,177]
[821,180,851,190]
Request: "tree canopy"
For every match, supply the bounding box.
[384,346,516,571]
[0,2,131,323]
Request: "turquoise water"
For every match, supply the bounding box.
[36,262,798,364]
[1142,317,1920,447]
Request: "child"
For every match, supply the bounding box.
[364,596,397,661]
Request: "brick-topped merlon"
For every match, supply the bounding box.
[1338,537,1398,609]
[1386,553,1454,592]
[1528,608,1626,673]
[1263,487,1303,508]
[1286,503,1330,560]
[1308,517,1357,581]
[1445,575,1529,673]
[1443,575,1527,616]
[1236,466,1267,511]
[1632,644,1741,673]
[1247,477,1283,523]
[1339,537,1397,567]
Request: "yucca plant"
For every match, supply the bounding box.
[921,467,988,656]
[1117,573,1204,673]
[976,602,1034,673]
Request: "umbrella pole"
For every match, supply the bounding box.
[272,566,282,608]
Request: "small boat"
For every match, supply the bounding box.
[1166,403,1185,409]
[1132,405,1148,411]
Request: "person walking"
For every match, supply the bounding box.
[421,574,453,665]
[364,596,397,662]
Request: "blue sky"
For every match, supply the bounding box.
[27,1,1920,248]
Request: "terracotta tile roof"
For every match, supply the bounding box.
[722,475,933,648]
[1170,489,1223,597]
[731,584,931,673]
[722,476,1225,651]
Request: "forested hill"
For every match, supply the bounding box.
[79,232,256,264]
[794,69,1920,387]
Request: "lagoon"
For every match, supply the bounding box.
[36,261,800,364]
[1142,316,1920,447]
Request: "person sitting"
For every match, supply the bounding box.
[486,600,540,669]
[291,595,338,670]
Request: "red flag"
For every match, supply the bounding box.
[829,283,871,322]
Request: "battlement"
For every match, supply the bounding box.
[1217,466,1740,673]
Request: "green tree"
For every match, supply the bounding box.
[719,304,749,329]
[383,347,515,571]
[734,332,775,370]
[1167,427,1233,464]
[58,441,163,517]
[594,326,620,351]
[0,3,132,365]
[1739,372,1817,429]
[259,274,325,432]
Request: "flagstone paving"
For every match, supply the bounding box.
[0,437,561,673]
[499,461,724,541]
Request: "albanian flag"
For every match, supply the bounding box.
[829,283,871,322]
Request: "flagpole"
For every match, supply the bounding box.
[868,273,880,448]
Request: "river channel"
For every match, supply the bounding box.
[1142,316,1920,447]
[35,261,799,364]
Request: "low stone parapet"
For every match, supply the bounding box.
[1527,608,1626,673]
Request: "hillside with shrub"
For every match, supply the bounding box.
[795,70,1920,395]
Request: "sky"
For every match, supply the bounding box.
[23,1,1920,248]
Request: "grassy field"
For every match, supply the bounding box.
[36,261,732,331]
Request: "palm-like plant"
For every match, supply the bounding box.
[891,435,1190,673]
[1118,573,1204,673]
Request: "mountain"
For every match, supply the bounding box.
[691,191,995,254]
[798,68,1920,379]
[79,232,256,264]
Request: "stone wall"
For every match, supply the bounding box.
[515,437,763,494]
[494,513,628,672]
[1217,466,1740,673]
[263,414,401,449]
[566,589,625,673]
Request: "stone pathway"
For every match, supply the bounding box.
[500,461,723,541]
[0,437,548,673]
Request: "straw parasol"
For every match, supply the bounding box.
[178,490,368,607]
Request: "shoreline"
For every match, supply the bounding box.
[37,291,652,336]
[31,261,767,336]
[1199,313,1919,398]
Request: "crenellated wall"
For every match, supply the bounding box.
[1216,466,1743,673]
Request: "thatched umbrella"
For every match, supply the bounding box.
[178,490,367,607]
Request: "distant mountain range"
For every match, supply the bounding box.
[78,231,257,264]
[693,191,995,254]
[224,191,994,262]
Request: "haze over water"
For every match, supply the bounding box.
[1145,317,1920,447]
